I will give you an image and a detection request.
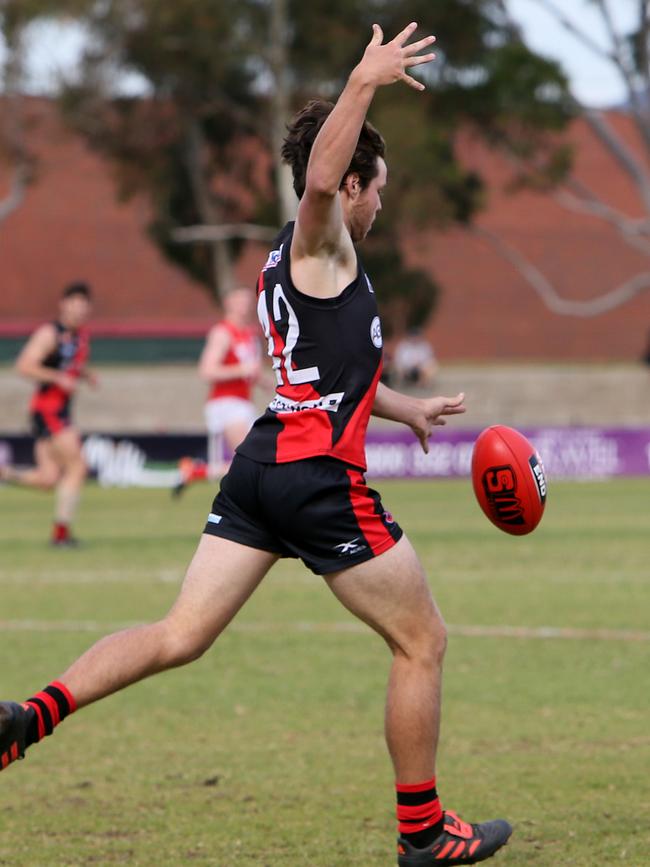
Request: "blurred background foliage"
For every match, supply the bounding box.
[1,0,573,332]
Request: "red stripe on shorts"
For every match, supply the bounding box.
[346,468,394,555]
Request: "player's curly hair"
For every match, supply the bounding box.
[281,99,386,200]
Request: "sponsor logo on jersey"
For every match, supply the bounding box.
[262,243,284,271]
[481,465,525,526]
[269,391,345,414]
[334,537,367,555]
[370,316,383,349]
[207,513,223,524]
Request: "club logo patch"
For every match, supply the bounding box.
[370,316,383,349]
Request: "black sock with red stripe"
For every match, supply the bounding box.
[23,681,77,747]
[396,777,444,848]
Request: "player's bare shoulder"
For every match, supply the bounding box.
[17,323,58,365]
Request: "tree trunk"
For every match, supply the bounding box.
[269,0,298,224]
[183,118,234,298]
[0,27,29,227]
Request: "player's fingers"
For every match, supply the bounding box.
[403,35,436,55]
[391,21,418,47]
[405,52,436,68]
[441,401,466,414]
[400,72,426,91]
[370,23,383,45]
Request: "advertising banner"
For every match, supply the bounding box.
[1,427,649,486]
[364,427,650,480]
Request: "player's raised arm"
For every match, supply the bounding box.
[292,22,436,261]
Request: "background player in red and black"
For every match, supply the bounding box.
[0,282,95,546]
[0,24,510,867]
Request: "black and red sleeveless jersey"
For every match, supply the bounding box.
[29,321,90,414]
[237,222,383,469]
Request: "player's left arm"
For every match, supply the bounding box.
[80,367,99,387]
[372,382,465,453]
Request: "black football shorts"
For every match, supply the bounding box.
[30,404,71,440]
[202,453,402,575]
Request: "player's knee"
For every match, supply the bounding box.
[67,456,87,480]
[159,620,212,667]
[39,469,60,490]
[398,616,447,669]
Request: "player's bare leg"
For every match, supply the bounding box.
[327,535,444,781]
[0,536,278,768]
[0,428,86,544]
[49,427,87,545]
[63,536,277,705]
[0,438,60,490]
[326,535,512,864]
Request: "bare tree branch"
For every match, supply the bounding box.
[0,163,28,223]
[473,224,650,316]
[593,0,650,149]
[268,0,298,224]
[182,118,234,296]
[554,185,650,256]
[533,0,614,62]
[639,0,650,92]
[172,223,278,243]
[580,108,650,213]
[532,0,650,154]
[0,25,30,227]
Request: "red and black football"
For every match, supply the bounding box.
[471,425,547,536]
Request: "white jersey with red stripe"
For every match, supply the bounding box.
[236,222,383,470]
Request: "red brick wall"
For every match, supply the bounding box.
[413,116,650,360]
[2,99,650,360]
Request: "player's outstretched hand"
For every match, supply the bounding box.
[354,22,436,92]
[411,392,466,453]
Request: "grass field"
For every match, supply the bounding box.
[0,477,649,866]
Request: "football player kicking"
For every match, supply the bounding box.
[0,24,512,866]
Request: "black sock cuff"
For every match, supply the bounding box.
[24,681,76,745]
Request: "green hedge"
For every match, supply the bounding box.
[0,337,205,364]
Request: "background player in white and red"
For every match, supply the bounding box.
[0,24,511,866]
[175,287,262,493]
[0,282,96,546]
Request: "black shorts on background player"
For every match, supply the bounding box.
[203,454,402,575]
[29,320,88,440]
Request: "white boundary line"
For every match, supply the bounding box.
[0,620,648,642]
